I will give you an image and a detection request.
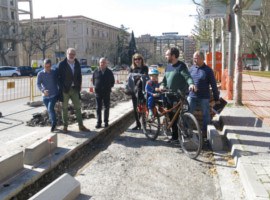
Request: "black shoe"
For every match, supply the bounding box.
[95,124,101,129]
[104,123,109,127]
[166,138,179,144]
[131,125,141,130]
[51,124,56,132]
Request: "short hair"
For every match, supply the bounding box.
[194,51,205,60]
[169,47,179,58]
[67,47,76,54]
[44,59,51,65]
[99,57,107,62]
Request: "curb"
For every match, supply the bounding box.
[0,106,134,200]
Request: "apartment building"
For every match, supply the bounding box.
[19,15,122,66]
[0,0,20,65]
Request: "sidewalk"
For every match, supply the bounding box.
[217,74,270,200]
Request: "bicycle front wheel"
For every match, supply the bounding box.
[178,112,202,159]
[141,112,160,140]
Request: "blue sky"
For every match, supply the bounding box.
[19,0,198,36]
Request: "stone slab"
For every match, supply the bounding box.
[28,173,80,200]
[24,133,57,165]
[0,151,23,182]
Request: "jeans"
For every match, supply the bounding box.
[62,88,83,127]
[43,95,58,126]
[187,97,210,133]
[131,93,141,127]
[95,92,110,125]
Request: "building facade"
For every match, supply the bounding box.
[19,15,121,66]
[136,32,196,66]
[0,0,20,65]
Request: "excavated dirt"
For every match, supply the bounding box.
[26,88,131,127]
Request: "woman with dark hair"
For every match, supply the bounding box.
[129,53,149,130]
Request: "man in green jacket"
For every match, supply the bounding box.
[161,47,196,143]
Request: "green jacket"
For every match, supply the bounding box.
[161,61,194,93]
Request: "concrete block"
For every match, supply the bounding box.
[0,151,23,182]
[238,162,269,200]
[24,133,57,165]
[208,125,224,151]
[29,173,80,200]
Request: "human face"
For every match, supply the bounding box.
[99,59,107,70]
[165,50,173,63]
[150,74,158,82]
[193,53,204,67]
[67,50,76,62]
[44,63,51,72]
[134,57,142,66]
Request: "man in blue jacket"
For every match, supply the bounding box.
[188,51,220,138]
[92,57,115,128]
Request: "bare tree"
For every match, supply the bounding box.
[0,24,15,65]
[21,26,37,66]
[33,22,59,60]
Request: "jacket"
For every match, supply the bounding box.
[58,58,82,93]
[92,67,115,94]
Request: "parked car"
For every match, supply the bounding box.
[81,65,92,74]
[0,66,21,77]
[16,66,34,76]
[33,67,44,75]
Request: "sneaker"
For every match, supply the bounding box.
[51,124,56,132]
[95,124,101,129]
[79,125,90,132]
[131,125,141,130]
[63,126,68,133]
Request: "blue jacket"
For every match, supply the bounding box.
[188,63,219,101]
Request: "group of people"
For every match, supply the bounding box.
[37,47,114,133]
[37,46,220,140]
[129,47,220,142]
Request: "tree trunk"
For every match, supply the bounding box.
[221,18,226,90]
[233,0,243,106]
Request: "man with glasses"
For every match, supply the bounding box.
[58,48,90,133]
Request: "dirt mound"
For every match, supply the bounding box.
[27,88,131,127]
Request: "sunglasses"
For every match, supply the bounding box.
[134,58,142,61]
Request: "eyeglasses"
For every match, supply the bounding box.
[134,58,142,61]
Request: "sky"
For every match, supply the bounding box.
[19,0,198,37]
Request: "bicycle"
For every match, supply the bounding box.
[138,90,203,159]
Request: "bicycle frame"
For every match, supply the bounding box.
[157,98,184,130]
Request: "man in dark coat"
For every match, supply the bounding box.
[58,47,90,133]
[92,57,115,128]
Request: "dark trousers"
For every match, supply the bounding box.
[95,92,110,125]
[166,96,179,140]
[131,94,141,127]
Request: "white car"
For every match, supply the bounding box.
[0,66,21,77]
[81,65,92,74]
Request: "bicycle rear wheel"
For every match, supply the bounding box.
[178,112,202,159]
[141,112,160,140]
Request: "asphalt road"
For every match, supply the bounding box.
[75,123,222,200]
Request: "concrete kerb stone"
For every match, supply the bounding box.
[28,173,80,200]
[207,125,225,151]
[24,133,57,165]
[0,102,134,200]
[0,151,24,183]
[238,161,269,200]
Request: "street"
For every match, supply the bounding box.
[75,124,222,200]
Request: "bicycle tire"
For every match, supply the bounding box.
[141,112,160,140]
[177,112,202,159]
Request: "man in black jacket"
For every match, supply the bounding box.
[58,48,90,133]
[92,57,115,128]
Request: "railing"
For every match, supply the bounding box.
[0,71,129,103]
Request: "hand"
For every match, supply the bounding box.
[153,93,159,97]
[44,90,49,96]
[189,84,197,92]
[215,100,221,104]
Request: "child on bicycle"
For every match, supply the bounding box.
[145,68,161,118]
